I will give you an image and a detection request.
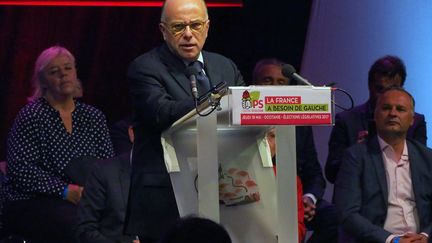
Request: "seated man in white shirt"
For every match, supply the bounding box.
[335,86,432,243]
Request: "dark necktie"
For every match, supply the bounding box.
[190,61,211,96]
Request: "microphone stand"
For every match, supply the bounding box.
[195,82,227,117]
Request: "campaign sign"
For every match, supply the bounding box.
[229,86,332,125]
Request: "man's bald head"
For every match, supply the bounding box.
[161,0,208,22]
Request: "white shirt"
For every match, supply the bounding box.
[378,136,423,243]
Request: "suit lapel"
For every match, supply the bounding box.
[407,141,422,212]
[158,44,192,96]
[118,153,131,207]
[202,51,219,87]
[369,137,389,202]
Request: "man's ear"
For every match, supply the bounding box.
[159,23,167,41]
[204,20,210,38]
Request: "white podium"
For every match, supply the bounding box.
[161,86,333,243]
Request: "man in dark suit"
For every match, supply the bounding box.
[125,0,244,241]
[335,87,432,243]
[326,55,427,184]
[76,126,138,243]
[252,58,338,243]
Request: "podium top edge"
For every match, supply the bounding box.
[228,86,331,90]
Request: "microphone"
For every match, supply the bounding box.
[282,64,313,86]
[185,66,200,99]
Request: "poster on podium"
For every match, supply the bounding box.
[229,85,333,126]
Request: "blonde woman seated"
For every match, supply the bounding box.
[2,46,114,243]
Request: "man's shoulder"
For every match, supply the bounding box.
[202,50,243,85]
[97,152,129,166]
[336,102,368,120]
[406,139,432,174]
[413,111,426,122]
[130,46,162,67]
[128,45,185,77]
[87,155,129,182]
[202,50,227,59]
[407,138,432,155]
[346,136,379,155]
[202,50,234,64]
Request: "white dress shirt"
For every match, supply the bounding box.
[377,136,426,243]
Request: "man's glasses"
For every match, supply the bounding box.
[161,20,208,36]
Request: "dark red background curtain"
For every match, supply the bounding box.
[0,1,312,160]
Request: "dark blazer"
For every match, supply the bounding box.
[77,153,132,243]
[295,126,326,199]
[335,137,432,243]
[125,44,244,239]
[110,116,133,156]
[326,100,427,183]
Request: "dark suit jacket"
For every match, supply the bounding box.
[335,137,432,243]
[326,100,427,183]
[295,126,326,199]
[110,116,133,156]
[125,44,244,239]
[77,153,132,243]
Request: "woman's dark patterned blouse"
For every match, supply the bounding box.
[4,98,114,201]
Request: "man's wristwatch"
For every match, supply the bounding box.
[393,236,401,243]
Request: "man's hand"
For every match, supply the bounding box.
[397,233,428,243]
[302,196,316,222]
[65,184,83,204]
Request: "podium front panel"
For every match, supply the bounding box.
[165,123,278,242]
[161,93,312,243]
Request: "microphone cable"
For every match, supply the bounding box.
[331,87,355,111]
[194,94,220,117]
